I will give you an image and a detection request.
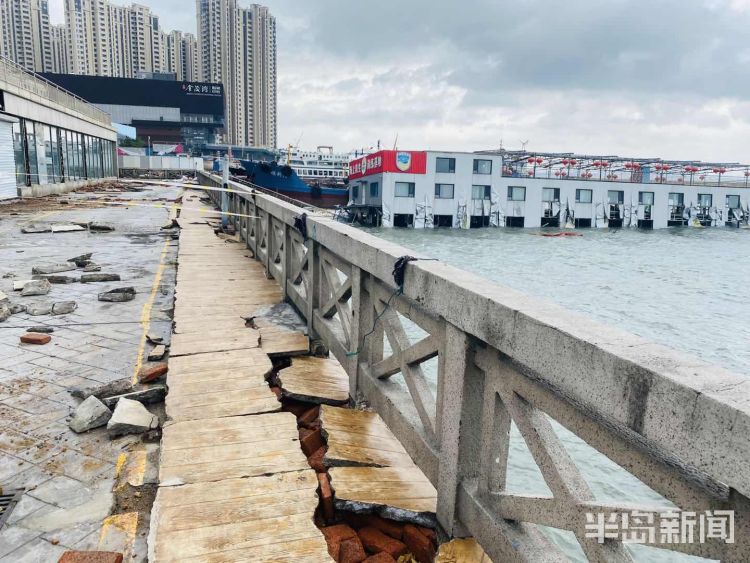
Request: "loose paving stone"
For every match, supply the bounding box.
[68,253,93,267]
[98,288,136,303]
[52,301,78,315]
[21,333,52,345]
[9,303,27,314]
[27,303,54,315]
[69,396,112,433]
[81,273,121,283]
[102,386,167,409]
[51,223,87,233]
[32,262,77,275]
[277,356,350,405]
[0,304,10,322]
[13,279,34,290]
[147,344,166,361]
[28,326,54,334]
[83,264,102,272]
[21,278,52,296]
[0,290,8,302]
[88,222,116,232]
[40,275,79,284]
[436,538,493,563]
[69,379,132,400]
[21,222,53,234]
[107,398,159,437]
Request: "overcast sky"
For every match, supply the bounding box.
[49,0,750,161]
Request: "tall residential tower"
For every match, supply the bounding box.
[196,0,277,147]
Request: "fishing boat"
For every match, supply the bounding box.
[237,159,349,207]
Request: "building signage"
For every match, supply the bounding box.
[181,83,223,97]
[349,150,427,179]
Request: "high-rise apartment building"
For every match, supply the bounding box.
[50,24,69,74]
[196,0,277,147]
[0,0,53,73]
[166,30,198,82]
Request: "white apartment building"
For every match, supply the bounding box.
[0,0,53,73]
[197,0,277,148]
[166,30,198,82]
[50,24,69,74]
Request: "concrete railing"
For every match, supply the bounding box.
[199,171,750,562]
[0,56,111,125]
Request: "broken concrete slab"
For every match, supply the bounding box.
[28,326,54,334]
[27,303,53,316]
[32,263,77,275]
[88,222,116,232]
[69,396,112,433]
[0,304,10,322]
[0,290,8,303]
[147,345,167,362]
[68,253,93,267]
[9,304,27,314]
[21,279,52,297]
[107,398,159,437]
[21,223,53,234]
[81,273,121,283]
[51,223,86,233]
[37,275,79,285]
[98,288,136,303]
[13,279,34,291]
[102,386,167,409]
[69,378,133,401]
[83,264,102,272]
[52,301,78,315]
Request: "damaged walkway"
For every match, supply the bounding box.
[149,191,330,562]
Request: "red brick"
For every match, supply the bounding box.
[20,333,51,345]
[321,525,358,561]
[318,472,335,522]
[282,399,310,417]
[298,405,320,428]
[362,554,396,563]
[270,386,282,399]
[415,526,437,544]
[300,426,324,457]
[308,446,327,472]
[358,527,408,559]
[347,514,404,540]
[403,524,436,563]
[339,537,367,563]
[139,362,168,383]
[58,552,124,563]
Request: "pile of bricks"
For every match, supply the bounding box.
[320,515,437,563]
[271,373,438,563]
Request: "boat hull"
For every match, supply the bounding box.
[238,160,349,208]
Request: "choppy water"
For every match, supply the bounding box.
[366,225,750,562]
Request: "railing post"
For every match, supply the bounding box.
[306,239,320,340]
[282,223,291,299]
[264,212,272,278]
[436,323,483,537]
[347,266,363,395]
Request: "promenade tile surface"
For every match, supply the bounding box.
[0,185,180,562]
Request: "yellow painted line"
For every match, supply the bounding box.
[114,453,127,479]
[115,449,148,491]
[98,512,139,554]
[131,238,171,385]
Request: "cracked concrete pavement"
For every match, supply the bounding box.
[0,184,181,562]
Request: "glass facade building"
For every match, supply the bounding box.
[11,118,117,187]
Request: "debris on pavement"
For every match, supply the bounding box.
[28,326,54,334]
[0,304,10,322]
[38,274,79,284]
[147,344,167,361]
[31,262,77,275]
[26,303,53,315]
[83,263,102,272]
[82,273,121,283]
[69,253,93,267]
[98,287,136,302]
[9,303,26,314]
[107,398,160,437]
[138,363,168,384]
[13,279,34,290]
[20,332,52,345]
[20,278,52,296]
[69,378,133,400]
[69,396,112,433]
[102,386,167,409]
[52,301,78,315]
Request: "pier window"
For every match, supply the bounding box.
[507,186,526,201]
[435,183,455,199]
[669,193,684,207]
[698,194,713,207]
[436,157,455,174]
[472,185,491,200]
[608,190,624,204]
[639,192,655,206]
[576,189,592,203]
[395,182,415,198]
[352,185,359,200]
[369,182,379,197]
[473,159,492,175]
[543,188,560,202]
[727,195,741,209]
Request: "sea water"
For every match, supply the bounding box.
[366,225,750,562]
